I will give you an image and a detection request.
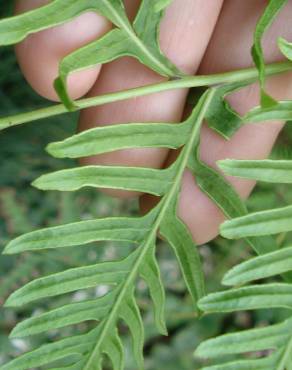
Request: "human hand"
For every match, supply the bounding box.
[15,0,292,244]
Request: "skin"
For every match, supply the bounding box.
[15,0,292,244]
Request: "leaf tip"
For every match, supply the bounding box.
[4,294,17,308]
[193,343,205,359]
[197,297,207,312]
[9,327,21,339]
[159,324,168,337]
[45,142,54,155]
[219,221,233,240]
[54,77,77,112]
[221,273,234,287]
[46,141,62,158]
[31,176,46,190]
[2,244,15,255]
[278,36,287,51]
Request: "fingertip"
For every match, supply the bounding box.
[14,1,111,101]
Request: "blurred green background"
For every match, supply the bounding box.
[1,3,292,369]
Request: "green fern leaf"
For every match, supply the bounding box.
[5,254,135,307]
[199,350,283,370]
[154,0,173,12]
[3,215,154,255]
[223,245,292,286]
[54,0,182,108]
[47,121,191,159]
[279,37,292,61]
[188,140,276,254]
[219,159,292,183]
[251,0,288,107]
[0,0,97,45]
[221,204,292,238]
[120,287,144,368]
[160,197,205,313]
[10,290,117,338]
[32,164,177,195]
[1,332,94,370]
[0,0,181,109]
[244,100,292,122]
[102,328,125,370]
[198,283,292,313]
[140,242,167,335]
[2,90,215,369]
[204,82,245,138]
[2,1,292,369]
[196,317,292,358]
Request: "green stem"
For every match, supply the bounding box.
[0,61,291,130]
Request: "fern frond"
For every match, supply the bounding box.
[223,245,292,285]
[5,253,135,307]
[1,89,218,369]
[251,0,288,107]
[160,197,206,309]
[3,215,153,255]
[279,37,292,62]
[55,0,183,109]
[2,1,292,368]
[199,283,292,312]
[196,318,292,358]
[47,121,191,159]
[0,0,182,109]
[196,349,284,370]
[9,289,118,338]
[188,139,276,254]
[218,159,292,183]
[32,164,177,195]
[197,141,292,369]
[244,101,292,122]
[221,204,292,238]
[203,82,245,138]
[196,244,292,369]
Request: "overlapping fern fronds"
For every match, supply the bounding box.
[1,0,292,369]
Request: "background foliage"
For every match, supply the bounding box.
[1,1,292,369]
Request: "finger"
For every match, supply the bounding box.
[79,0,224,198]
[15,0,111,101]
[142,0,292,244]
